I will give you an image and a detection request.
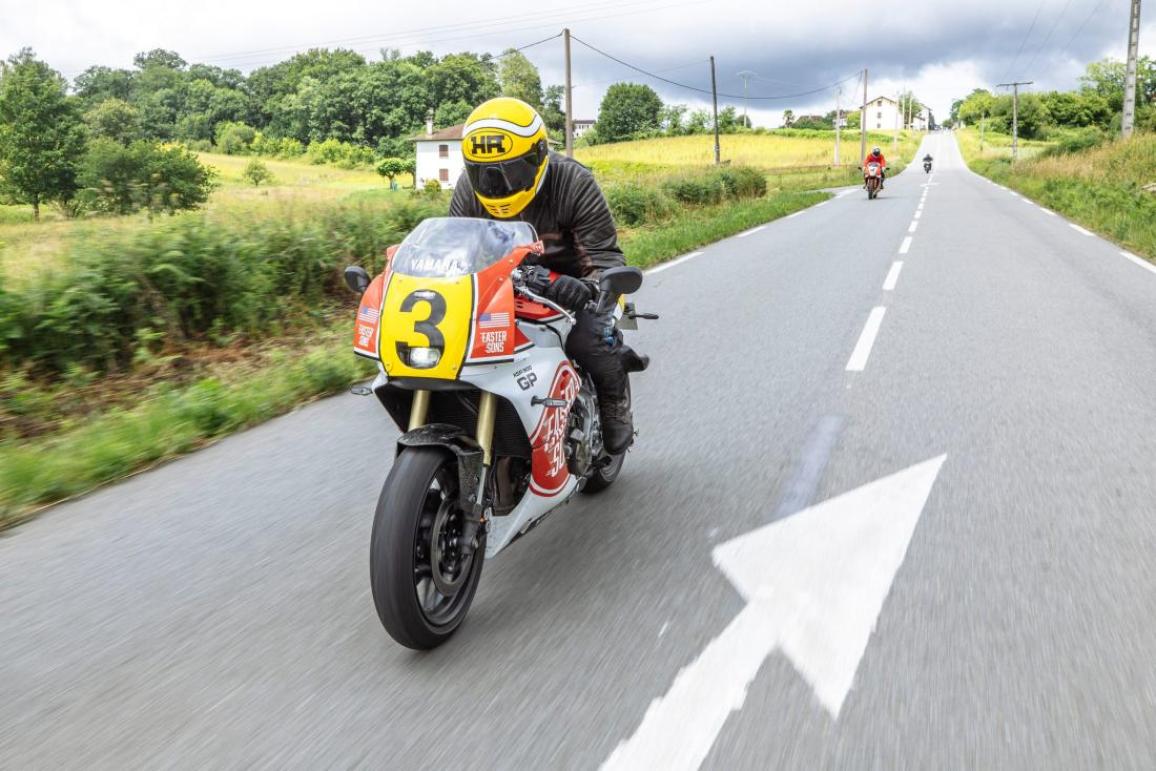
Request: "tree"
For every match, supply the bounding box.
[497,49,542,108]
[782,109,795,127]
[79,139,215,215]
[660,103,687,135]
[596,83,663,142]
[241,158,273,186]
[376,156,415,188]
[215,121,257,154]
[85,98,142,145]
[686,109,711,134]
[434,99,471,128]
[541,85,566,135]
[0,49,86,220]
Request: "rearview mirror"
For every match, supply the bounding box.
[344,265,370,294]
[599,266,643,297]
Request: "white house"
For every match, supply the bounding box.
[572,119,596,139]
[861,95,929,132]
[863,95,901,131]
[412,123,465,189]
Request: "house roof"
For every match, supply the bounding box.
[412,124,465,141]
[864,95,898,105]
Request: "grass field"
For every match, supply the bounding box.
[954,127,1052,163]
[576,130,915,170]
[958,128,1156,262]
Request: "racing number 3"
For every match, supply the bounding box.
[396,289,446,367]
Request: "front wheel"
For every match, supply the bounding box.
[370,447,485,650]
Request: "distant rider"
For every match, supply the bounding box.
[864,146,887,189]
[449,97,634,454]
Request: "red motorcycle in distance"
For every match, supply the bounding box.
[864,162,885,199]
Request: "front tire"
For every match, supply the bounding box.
[370,447,485,650]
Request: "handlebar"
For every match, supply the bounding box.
[511,268,577,323]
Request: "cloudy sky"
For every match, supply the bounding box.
[3,0,1152,125]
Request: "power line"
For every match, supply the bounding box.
[1003,0,1048,83]
[1061,0,1113,53]
[571,35,860,101]
[1023,0,1077,74]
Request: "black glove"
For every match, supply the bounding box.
[547,274,593,311]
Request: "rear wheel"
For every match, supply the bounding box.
[370,447,485,650]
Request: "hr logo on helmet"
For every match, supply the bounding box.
[470,135,507,155]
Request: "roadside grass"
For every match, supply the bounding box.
[958,129,1156,261]
[0,183,828,527]
[0,319,375,524]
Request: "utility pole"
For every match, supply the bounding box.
[563,28,574,157]
[834,86,842,164]
[997,81,1033,161]
[892,90,899,155]
[1122,0,1143,138]
[737,70,756,128]
[710,56,720,165]
[980,111,987,151]
[859,68,868,167]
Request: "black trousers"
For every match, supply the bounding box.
[565,307,627,404]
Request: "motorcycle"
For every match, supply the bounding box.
[864,162,884,199]
[344,217,652,649]
[923,159,932,173]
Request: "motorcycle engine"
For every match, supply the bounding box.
[566,378,600,481]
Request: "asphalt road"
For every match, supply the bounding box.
[5,133,1156,769]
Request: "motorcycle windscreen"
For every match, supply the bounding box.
[378,273,474,380]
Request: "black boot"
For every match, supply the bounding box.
[600,391,634,455]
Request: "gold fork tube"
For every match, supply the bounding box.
[408,389,430,431]
[476,391,498,466]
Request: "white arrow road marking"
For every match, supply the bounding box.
[601,456,947,771]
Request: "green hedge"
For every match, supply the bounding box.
[0,199,444,375]
[605,165,768,226]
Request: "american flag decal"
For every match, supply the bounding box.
[478,312,509,329]
[357,306,380,323]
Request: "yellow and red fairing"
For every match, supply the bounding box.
[357,242,545,380]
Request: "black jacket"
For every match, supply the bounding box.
[449,152,624,280]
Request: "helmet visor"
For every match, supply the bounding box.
[465,153,542,200]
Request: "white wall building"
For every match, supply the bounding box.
[413,123,465,189]
[572,119,596,139]
[863,95,901,131]
[861,95,929,132]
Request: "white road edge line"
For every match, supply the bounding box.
[1040,208,1056,216]
[837,189,855,198]
[1121,250,1156,275]
[899,236,913,254]
[1069,223,1093,237]
[815,201,829,208]
[786,211,803,219]
[882,261,903,291]
[846,307,886,372]
[646,251,703,275]
[736,225,765,239]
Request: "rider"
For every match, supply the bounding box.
[449,97,634,454]
[864,146,887,189]
[923,153,933,165]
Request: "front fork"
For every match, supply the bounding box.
[408,388,495,555]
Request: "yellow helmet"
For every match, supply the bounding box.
[461,97,549,219]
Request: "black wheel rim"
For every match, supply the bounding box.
[412,466,477,627]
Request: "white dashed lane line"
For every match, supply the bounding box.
[899,236,913,254]
[882,261,903,291]
[846,307,887,372]
[908,221,919,233]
